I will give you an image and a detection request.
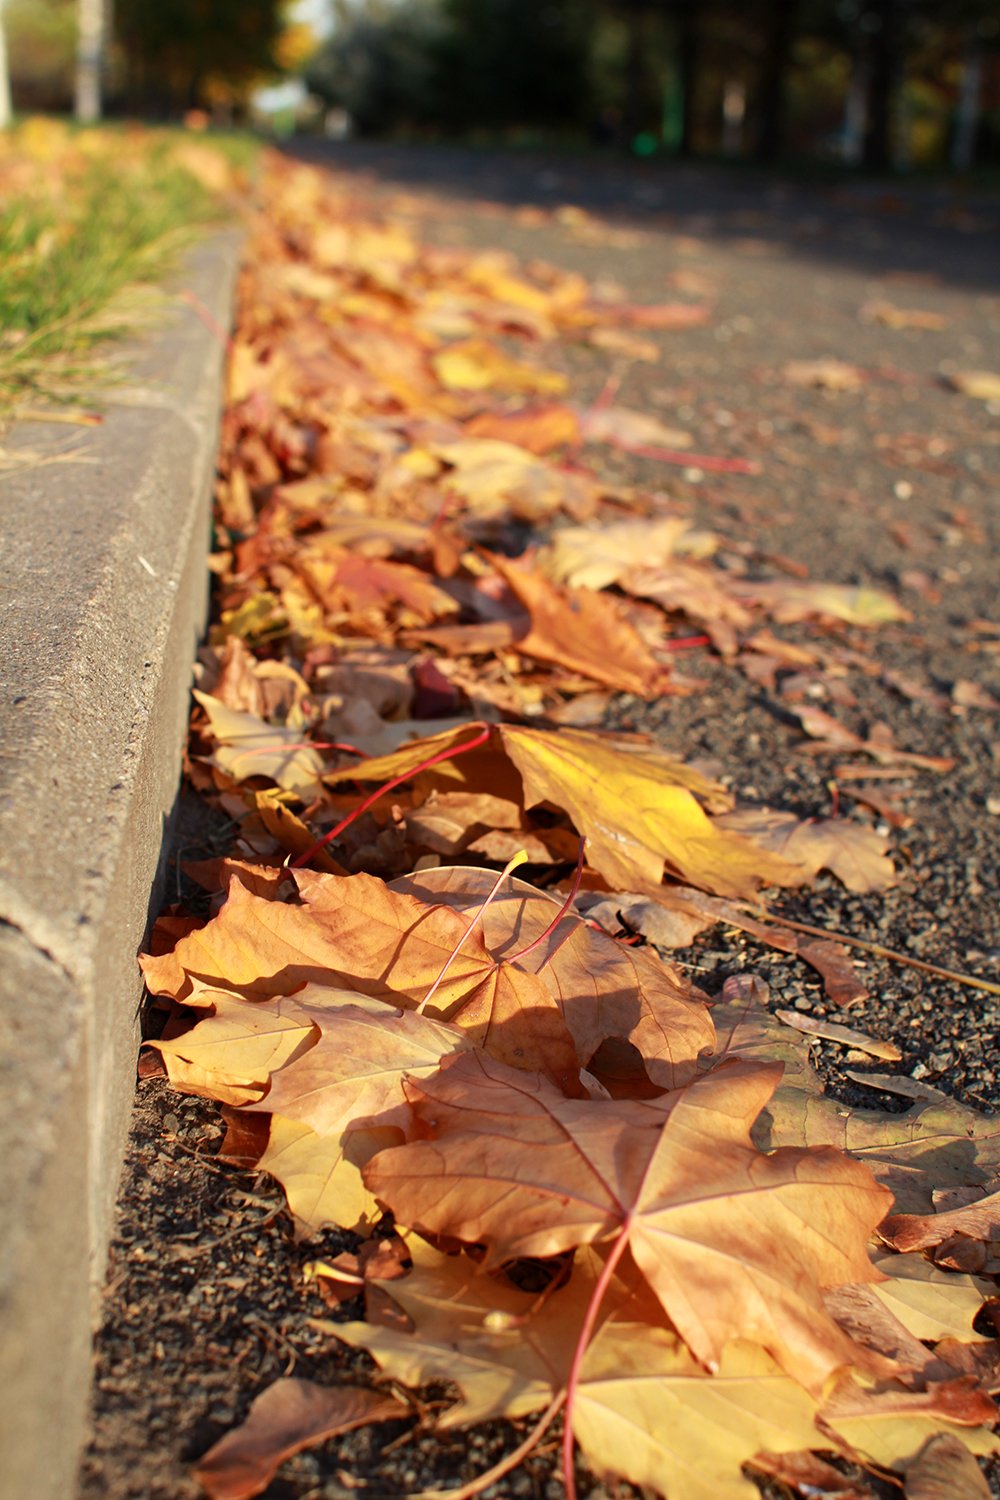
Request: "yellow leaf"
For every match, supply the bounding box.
[432,338,568,394]
[947,370,1000,401]
[575,1331,822,1500]
[870,1253,992,1343]
[259,1116,396,1236]
[194,691,325,800]
[500,724,803,898]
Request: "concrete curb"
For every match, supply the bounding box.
[0,229,240,1500]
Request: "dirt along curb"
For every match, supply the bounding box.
[0,227,241,1500]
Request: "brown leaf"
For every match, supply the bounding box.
[193,1379,407,1500]
[193,691,326,800]
[251,992,470,1136]
[573,1330,823,1500]
[464,403,580,454]
[775,1010,902,1063]
[904,1433,993,1500]
[882,1190,1000,1254]
[141,871,496,1006]
[366,1053,892,1390]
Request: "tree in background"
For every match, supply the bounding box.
[306,0,593,137]
[3,0,76,112]
[437,0,593,132]
[305,0,444,136]
[114,0,284,116]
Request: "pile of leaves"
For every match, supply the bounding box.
[142,155,1000,1500]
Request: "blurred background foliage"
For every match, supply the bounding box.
[2,0,999,171]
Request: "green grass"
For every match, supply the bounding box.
[0,126,255,418]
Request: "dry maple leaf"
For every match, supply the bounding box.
[194,1378,407,1500]
[573,1326,823,1500]
[711,994,1000,1217]
[904,1432,993,1500]
[365,1051,892,1390]
[820,1376,998,1470]
[319,719,811,898]
[713,808,895,893]
[323,1234,597,1425]
[193,691,326,800]
[881,1191,1000,1256]
[257,1117,398,1236]
[432,338,568,394]
[149,992,318,1106]
[249,991,470,1137]
[498,724,804,898]
[141,871,493,1006]
[868,1253,992,1344]
[392,865,714,1091]
[539,515,706,591]
[729,578,911,627]
[486,552,670,696]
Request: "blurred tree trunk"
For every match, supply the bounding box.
[863,0,905,170]
[951,28,983,170]
[75,0,107,122]
[676,0,698,157]
[0,0,12,129]
[755,0,799,162]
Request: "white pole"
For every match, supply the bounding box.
[0,0,13,131]
[75,0,105,123]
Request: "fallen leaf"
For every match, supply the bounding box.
[391,866,715,1091]
[366,1052,892,1390]
[149,992,318,1104]
[432,438,578,521]
[464,403,580,453]
[433,338,567,394]
[905,1432,993,1499]
[714,808,895,893]
[324,1235,598,1424]
[784,358,865,391]
[730,579,911,627]
[499,724,804,898]
[882,1191,1000,1255]
[869,1253,991,1344]
[193,1379,407,1500]
[947,370,1000,401]
[539,515,705,591]
[258,1116,398,1236]
[193,691,326,800]
[573,1330,822,1500]
[581,404,693,453]
[821,1377,998,1469]
[487,552,670,696]
[250,991,469,1137]
[775,1010,902,1062]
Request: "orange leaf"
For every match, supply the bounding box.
[365,1053,892,1390]
[487,552,669,696]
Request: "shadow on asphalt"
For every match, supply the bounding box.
[286,139,1000,294]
